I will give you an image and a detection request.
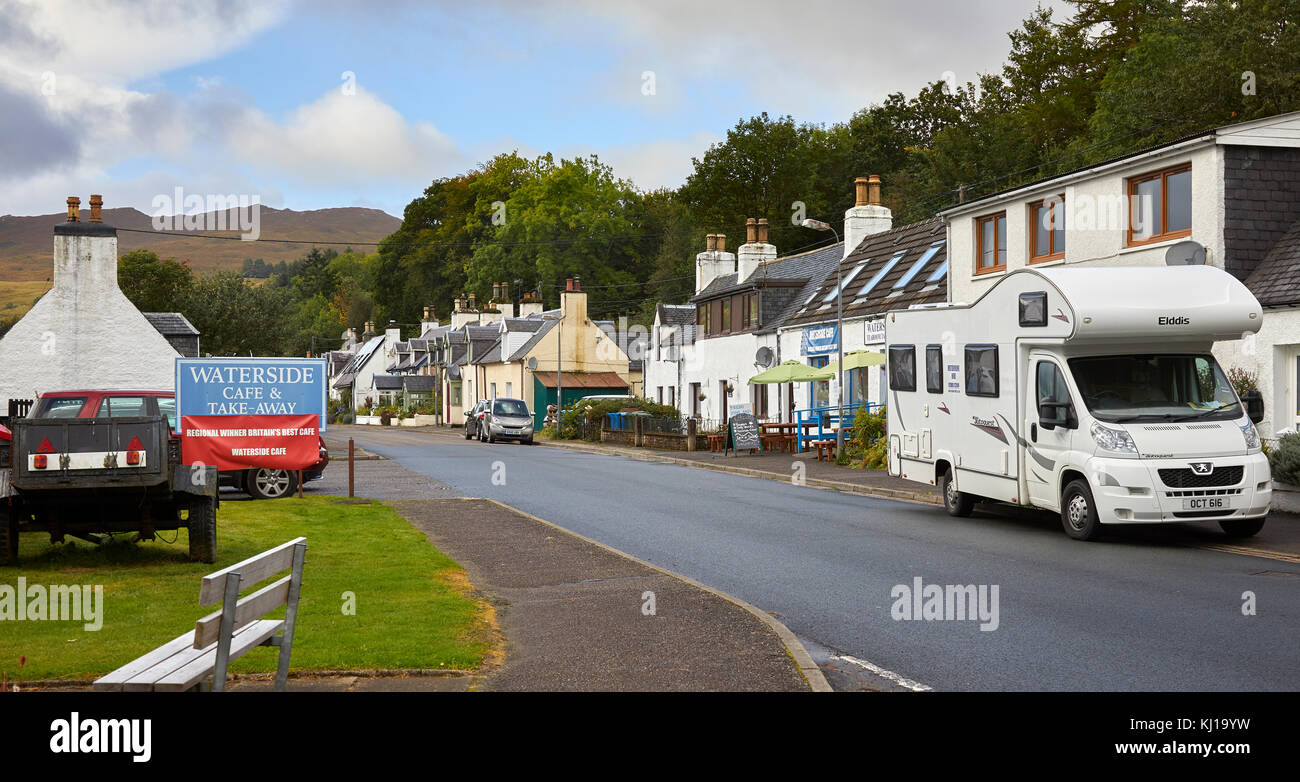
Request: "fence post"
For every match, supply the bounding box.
[634,415,644,448]
[686,417,697,452]
[347,438,355,499]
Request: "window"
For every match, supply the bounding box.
[668,387,675,408]
[720,299,731,333]
[964,346,999,397]
[1036,362,1071,426]
[926,346,943,394]
[657,386,664,404]
[450,382,462,406]
[1029,197,1065,262]
[157,396,177,430]
[976,212,1007,274]
[38,397,88,418]
[896,243,944,289]
[925,258,948,284]
[690,383,700,416]
[810,355,831,407]
[494,398,529,416]
[1128,164,1192,245]
[489,383,497,399]
[857,257,900,298]
[505,382,512,398]
[698,303,709,336]
[888,345,916,392]
[105,396,147,417]
[824,262,868,303]
[748,294,759,328]
[752,385,768,417]
[1019,292,1048,327]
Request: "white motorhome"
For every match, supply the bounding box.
[884,266,1270,540]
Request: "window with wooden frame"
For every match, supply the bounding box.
[1127,163,1192,246]
[720,298,731,334]
[747,293,759,328]
[697,302,709,336]
[975,212,1007,275]
[1029,196,1065,263]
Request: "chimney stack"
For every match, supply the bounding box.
[737,218,778,283]
[66,196,80,222]
[467,292,477,310]
[696,230,737,293]
[89,194,103,222]
[842,175,892,258]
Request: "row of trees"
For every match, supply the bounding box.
[118,248,380,357]
[372,0,1299,329]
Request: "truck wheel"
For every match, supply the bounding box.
[1220,517,1266,538]
[188,497,217,564]
[0,509,17,566]
[1061,479,1102,541]
[246,468,297,500]
[940,469,975,517]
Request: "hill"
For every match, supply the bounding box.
[0,205,400,281]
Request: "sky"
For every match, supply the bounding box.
[0,0,1065,218]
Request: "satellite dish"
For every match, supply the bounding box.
[755,346,775,368]
[527,356,539,370]
[1165,240,1206,266]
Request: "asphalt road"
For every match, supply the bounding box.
[332,426,1300,691]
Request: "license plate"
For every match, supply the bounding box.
[1182,496,1232,511]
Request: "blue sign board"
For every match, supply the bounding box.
[175,358,328,432]
[801,324,839,356]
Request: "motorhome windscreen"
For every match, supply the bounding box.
[1067,354,1240,423]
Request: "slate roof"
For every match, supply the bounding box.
[1243,218,1300,307]
[506,318,559,361]
[142,312,200,336]
[403,376,436,392]
[783,218,947,328]
[372,374,403,391]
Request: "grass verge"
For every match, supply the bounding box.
[0,496,492,681]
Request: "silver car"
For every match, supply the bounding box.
[481,398,535,444]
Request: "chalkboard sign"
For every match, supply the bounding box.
[726,412,762,455]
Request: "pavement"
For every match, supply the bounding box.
[324,424,1300,691]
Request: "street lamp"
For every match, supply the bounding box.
[801,218,845,460]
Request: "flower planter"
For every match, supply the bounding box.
[355,415,380,426]
[399,415,437,427]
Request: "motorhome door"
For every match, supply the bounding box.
[1025,353,1075,510]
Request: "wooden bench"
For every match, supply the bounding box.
[707,433,726,453]
[94,537,307,692]
[811,439,838,461]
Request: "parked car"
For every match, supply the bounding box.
[480,398,535,444]
[24,390,328,501]
[464,399,490,440]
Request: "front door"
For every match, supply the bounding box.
[1025,354,1075,510]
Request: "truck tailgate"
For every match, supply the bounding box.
[13,416,168,488]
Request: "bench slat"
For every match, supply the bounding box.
[152,620,285,692]
[199,537,306,605]
[93,629,201,692]
[193,576,291,649]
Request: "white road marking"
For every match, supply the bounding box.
[834,654,933,692]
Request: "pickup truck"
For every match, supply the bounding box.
[0,394,220,564]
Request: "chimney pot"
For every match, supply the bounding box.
[745,218,757,244]
[89,194,103,223]
[468,293,477,309]
[854,177,869,207]
[757,218,769,244]
[868,174,882,206]
[716,234,726,252]
[706,233,717,252]
[573,275,581,291]
[66,196,80,222]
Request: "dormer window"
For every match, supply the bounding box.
[1128,163,1191,246]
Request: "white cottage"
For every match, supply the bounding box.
[0,196,180,408]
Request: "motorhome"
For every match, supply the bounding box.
[884,266,1270,540]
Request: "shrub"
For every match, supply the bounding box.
[554,397,680,441]
[1268,432,1300,485]
[1226,367,1259,399]
[844,405,888,469]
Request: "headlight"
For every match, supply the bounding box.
[1240,419,1261,452]
[1090,421,1138,454]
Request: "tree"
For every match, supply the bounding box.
[118,249,194,313]
[182,272,290,356]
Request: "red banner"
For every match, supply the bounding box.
[181,414,320,471]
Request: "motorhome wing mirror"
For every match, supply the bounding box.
[1243,389,1264,425]
[1039,401,1072,430]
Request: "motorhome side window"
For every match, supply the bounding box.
[888,345,916,392]
[1036,362,1070,425]
[964,345,999,397]
[1019,292,1048,327]
[925,346,943,393]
